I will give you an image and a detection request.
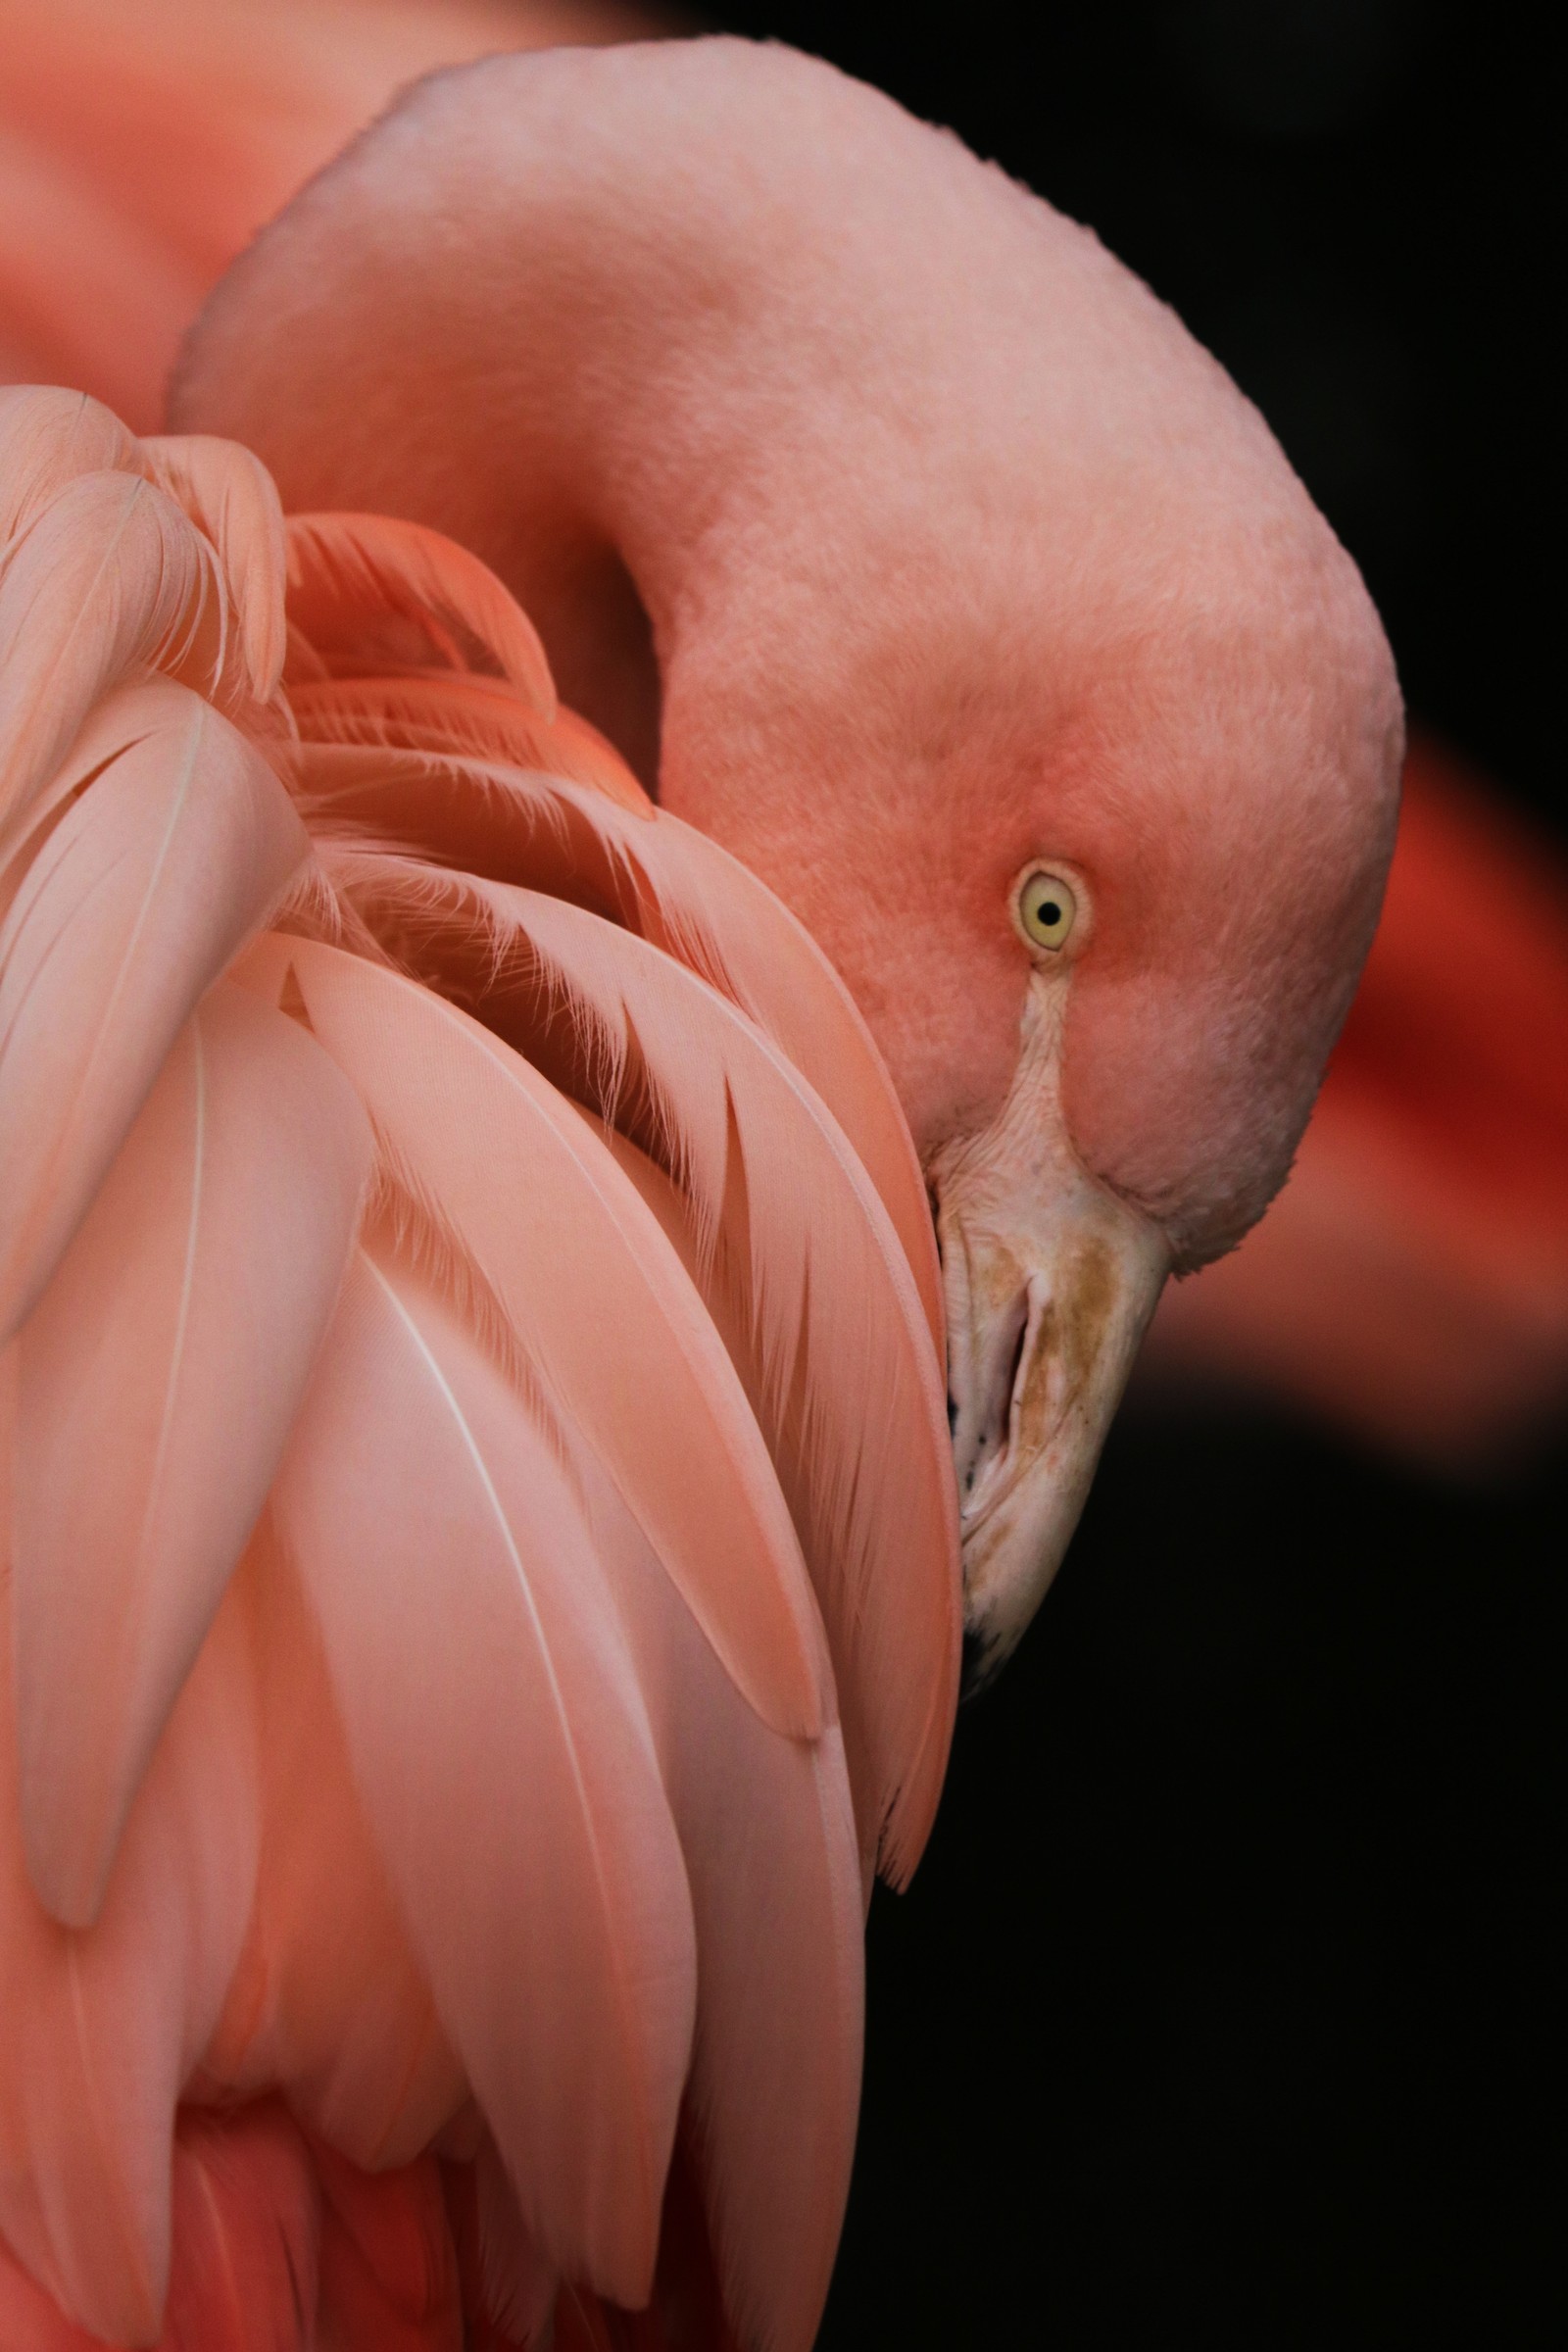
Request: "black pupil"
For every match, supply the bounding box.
[1037,898,1061,927]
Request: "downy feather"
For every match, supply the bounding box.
[12,982,371,1927]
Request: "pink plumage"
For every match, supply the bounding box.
[0,33,1403,2351]
[0,378,954,2349]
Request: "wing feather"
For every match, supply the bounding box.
[0,455,955,2351]
[289,674,652,815]
[236,931,830,1744]
[286,514,556,717]
[11,984,371,1927]
[579,1424,862,2352]
[0,683,308,1338]
[337,856,959,1881]
[292,735,938,1338]
[139,436,288,701]
[272,1236,695,2304]
[0,384,138,544]
[0,1450,260,2342]
[201,1520,466,2177]
[0,468,235,837]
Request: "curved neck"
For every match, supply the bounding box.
[173,33,1391,1217]
[172,39,1077,795]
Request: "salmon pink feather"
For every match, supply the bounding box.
[0,377,920,2350]
[0,29,1406,2350]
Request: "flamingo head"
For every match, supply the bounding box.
[662,405,1401,1682]
[173,37,1402,1685]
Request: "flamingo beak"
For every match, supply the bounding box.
[935,1069,1169,1691]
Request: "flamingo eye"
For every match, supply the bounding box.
[1015,868,1078,954]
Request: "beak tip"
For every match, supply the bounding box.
[937,1113,1170,1691]
[958,1620,1011,1701]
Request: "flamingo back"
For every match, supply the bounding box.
[0,386,961,2352]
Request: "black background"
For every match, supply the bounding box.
[690,7,1563,2344]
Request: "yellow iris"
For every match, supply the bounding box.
[1016,868,1077,953]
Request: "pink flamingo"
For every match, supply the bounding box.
[1,37,1397,2349]
[6,3,1562,1480]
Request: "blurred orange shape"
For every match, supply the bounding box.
[0,0,653,430]
[1143,734,1568,1463]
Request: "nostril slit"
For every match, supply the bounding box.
[1003,1307,1029,1423]
[961,1297,1030,1500]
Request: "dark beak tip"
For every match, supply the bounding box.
[959,1626,1004,1703]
